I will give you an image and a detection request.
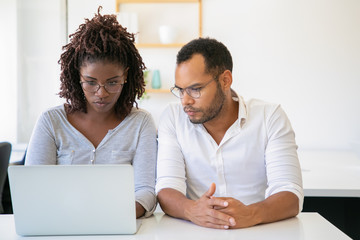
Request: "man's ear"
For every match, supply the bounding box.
[220,70,233,91]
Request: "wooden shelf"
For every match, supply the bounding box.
[146,88,170,93]
[115,0,202,43]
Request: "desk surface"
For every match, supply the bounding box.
[299,150,360,197]
[0,212,351,240]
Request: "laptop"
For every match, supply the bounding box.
[8,164,141,236]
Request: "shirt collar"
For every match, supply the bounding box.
[192,89,248,132]
[231,90,247,128]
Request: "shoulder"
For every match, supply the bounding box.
[160,102,184,119]
[158,102,194,133]
[244,98,291,129]
[125,107,156,128]
[245,98,283,118]
[128,107,153,119]
[38,104,66,120]
[246,98,279,110]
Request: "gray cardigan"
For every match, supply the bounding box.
[25,105,157,217]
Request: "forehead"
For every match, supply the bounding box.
[80,61,124,74]
[175,54,209,88]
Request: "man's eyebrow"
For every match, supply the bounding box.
[174,82,203,89]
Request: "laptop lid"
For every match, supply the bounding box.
[8,164,140,236]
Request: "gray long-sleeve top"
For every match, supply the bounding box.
[25,105,157,217]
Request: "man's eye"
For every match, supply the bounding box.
[189,87,201,92]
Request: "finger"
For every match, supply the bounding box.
[194,213,231,228]
[209,197,229,208]
[213,205,227,210]
[204,183,216,198]
[202,221,231,229]
[207,208,236,227]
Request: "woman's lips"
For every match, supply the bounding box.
[94,101,108,107]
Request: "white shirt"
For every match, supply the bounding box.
[156,96,304,211]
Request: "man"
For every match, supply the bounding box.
[156,38,303,229]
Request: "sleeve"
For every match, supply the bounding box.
[264,105,304,213]
[25,111,57,165]
[155,104,187,196]
[132,112,158,217]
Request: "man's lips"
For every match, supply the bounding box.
[184,108,198,116]
[185,111,196,116]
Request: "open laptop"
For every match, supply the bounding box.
[8,164,141,236]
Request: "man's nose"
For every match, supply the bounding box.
[181,91,195,106]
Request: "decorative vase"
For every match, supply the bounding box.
[151,70,161,89]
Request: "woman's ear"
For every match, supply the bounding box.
[124,67,130,81]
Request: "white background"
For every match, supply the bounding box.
[1,0,359,152]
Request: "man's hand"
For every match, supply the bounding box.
[212,197,259,228]
[212,191,300,228]
[158,185,299,229]
[183,183,236,229]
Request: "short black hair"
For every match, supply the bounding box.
[176,37,233,77]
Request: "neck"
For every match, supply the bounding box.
[85,106,119,123]
[203,95,239,144]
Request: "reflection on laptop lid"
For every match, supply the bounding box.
[8,164,141,236]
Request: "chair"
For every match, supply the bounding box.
[0,142,12,214]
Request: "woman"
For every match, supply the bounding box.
[25,7,157,218]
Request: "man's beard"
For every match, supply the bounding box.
[184,82,226,124]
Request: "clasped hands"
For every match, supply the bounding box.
[184,183,256,229]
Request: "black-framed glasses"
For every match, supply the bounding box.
[170,78,215,99]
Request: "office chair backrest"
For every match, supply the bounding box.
[0,142,12,213]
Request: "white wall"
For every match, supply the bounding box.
[2,0,359,152]
[16,0,67,143]
[139,0,360,151]
[0,0,17,143]
[203,0,360,151]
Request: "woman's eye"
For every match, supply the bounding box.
[86,81,97,86]
[107,81,118,86]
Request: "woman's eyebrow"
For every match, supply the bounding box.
[81,75,121,81]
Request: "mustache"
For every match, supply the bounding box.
[184,106,199,112]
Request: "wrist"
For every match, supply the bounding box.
[247,203,263,226]
[182,199,195,221]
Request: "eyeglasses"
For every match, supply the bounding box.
[170,78,215,99]
[79,72,127,93]
[80,81,125,93]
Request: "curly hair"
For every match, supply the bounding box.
[176,37,233,78]
[58,6,145,118]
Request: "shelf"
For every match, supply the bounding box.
[146,88,170,93]
[115,0,202,45]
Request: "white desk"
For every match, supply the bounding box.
[299,150,360,197]
[0,212,351,239]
